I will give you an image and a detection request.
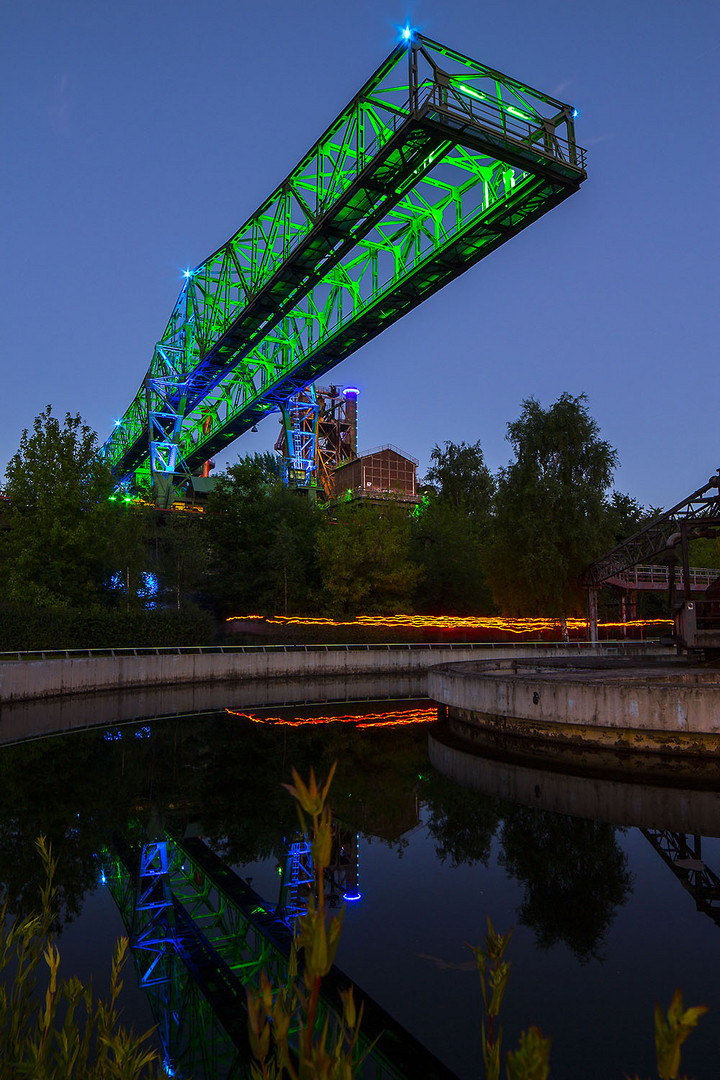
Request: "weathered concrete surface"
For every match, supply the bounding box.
[428,657,720,753]
[0,642,662,704]
[428,728,720,834]
[0,673,428,747]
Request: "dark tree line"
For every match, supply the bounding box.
[3,394,714,629]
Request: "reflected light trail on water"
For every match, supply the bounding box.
[226,707,436,728]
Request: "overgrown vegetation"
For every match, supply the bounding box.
[470,917,707,1080]
[247,764,366,1078]
[0,604,214,652]
[0,836,160,1078]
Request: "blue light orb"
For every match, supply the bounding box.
[573,109,579,118]
[398,24,414,44]
[114,418,122,427]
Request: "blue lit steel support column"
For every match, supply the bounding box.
[132,838,181,1070]
[145,344,193,507]
[277,835,314,921]
[278,385,319,488]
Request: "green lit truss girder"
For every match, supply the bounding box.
[103,34,586,488]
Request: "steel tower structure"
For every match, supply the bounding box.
[103,33,586,503]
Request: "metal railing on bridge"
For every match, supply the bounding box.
[604,564,719,592]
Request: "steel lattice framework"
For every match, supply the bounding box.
[103,33,586,498]
[585,472,720,587]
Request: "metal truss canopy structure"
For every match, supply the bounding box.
[103,33,586,494]
[585,472,720,588]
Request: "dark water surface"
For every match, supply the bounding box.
[0,696,717,1078]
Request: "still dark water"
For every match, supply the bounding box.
[1,696,718,1078]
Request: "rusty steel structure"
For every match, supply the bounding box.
[585,471,720,644]
[275,384,358,495]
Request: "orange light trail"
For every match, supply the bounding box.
[226,707,436,728]
[226,614,672,633]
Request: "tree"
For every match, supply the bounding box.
[424,439,495,521]
[604,490,648,547]
[487,393,617,618]
[204,453,322,616]
[413,439,496,613]
[0,407,118,607]
[316,502,421,616]
[411,499,496,613]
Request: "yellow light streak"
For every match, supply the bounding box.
[226,614,672,633]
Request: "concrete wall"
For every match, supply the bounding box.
[428,730,720,835]
[428,657,720,738]
[0,642,663,703]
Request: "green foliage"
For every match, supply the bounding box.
[411,496,496,614]
[205,456,322,616]
[653,989,708,1080]
[148,509,211,610]
[470,919,705,1080]
[0,407,118,608]
[413,440,496,613]
[505,1027,551,1080]
[604,491,649,547]
[247,765,367,1079]
[0,836,159,1078]
[317,502,421,616]
[469,917,514,1080]
[0,604,215,651]
[488,393,617,617]
[424,439,495,521]
[688,536,720,569]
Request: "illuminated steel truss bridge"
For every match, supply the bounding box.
[102,32,586,504]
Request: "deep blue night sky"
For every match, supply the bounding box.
[2,1,718,508]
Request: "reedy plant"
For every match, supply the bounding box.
[468,917,551,1080]
[0,836,160,1079]
[470,917,707,1080]
[246,763,367,1080]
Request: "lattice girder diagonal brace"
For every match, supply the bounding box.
[103,34,586,491]
[585,471,720,587]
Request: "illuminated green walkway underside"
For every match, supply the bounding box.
[104,34,586,488]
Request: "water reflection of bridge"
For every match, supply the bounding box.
[103,830,457,1080]
[642,832,720,930]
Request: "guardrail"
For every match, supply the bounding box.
[607,565,719,590]
[0,640,666,663]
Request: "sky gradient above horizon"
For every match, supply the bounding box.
[2,1,718,510]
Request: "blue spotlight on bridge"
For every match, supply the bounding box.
[398,24,414,44]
